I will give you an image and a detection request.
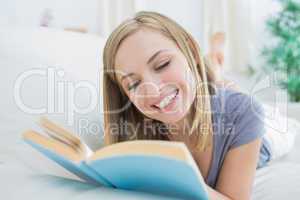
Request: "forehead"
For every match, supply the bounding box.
[115,28,178,74]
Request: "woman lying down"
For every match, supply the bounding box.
[102,11,298,200]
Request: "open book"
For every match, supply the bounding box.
[22,117,209,200]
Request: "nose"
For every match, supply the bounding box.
[134,73,163,104]
[140,78,161,99]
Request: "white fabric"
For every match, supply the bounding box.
[263,104,300,160]
[0,26,106,150]
[1,26,300,200]
[253,129,300,199]
[253,163,300,200]
[0,140,178,200]
[1,121,300,200]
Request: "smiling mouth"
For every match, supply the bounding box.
[151,88,179,110]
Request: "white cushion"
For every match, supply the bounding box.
[0,26,106,150]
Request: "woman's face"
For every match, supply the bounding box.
[115,28,196,124]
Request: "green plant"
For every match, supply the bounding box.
[262,0,300,102]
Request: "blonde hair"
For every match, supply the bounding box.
[103,11,216,151]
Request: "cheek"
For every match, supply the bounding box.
[165,58,193,87]
[166,67,196,94]
[128,92,148,113]
[128,93,141,107]
[173,68,197,109]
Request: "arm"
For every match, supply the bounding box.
[206,138,262,200]
[206,184,232,200]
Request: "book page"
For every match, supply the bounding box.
[37,117,93,158]
[88,140,190,162]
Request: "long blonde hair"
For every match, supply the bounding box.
[103,11,215,151]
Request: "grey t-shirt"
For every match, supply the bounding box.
[206,88,272,188]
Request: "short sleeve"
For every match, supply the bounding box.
[224,92,266,150]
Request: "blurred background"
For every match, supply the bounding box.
[1,1,300,199]
[1,0,300,144]
[0,0,280,72]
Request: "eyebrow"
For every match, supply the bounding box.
[147,49,167,64]
[120,72,135,82]
[120,49,168,82]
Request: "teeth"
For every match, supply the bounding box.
[155,90,177,109]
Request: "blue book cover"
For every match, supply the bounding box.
[22,117,209,200]
[87,154,209,200]
[23,137,114,187]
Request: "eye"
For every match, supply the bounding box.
[155,60,170,71]
[128,80,141,91]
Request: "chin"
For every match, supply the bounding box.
[162,104,194,124]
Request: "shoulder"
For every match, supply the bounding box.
[211,88,264,117]
[211,88,266,149]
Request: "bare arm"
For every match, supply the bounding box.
[206,138,262,200]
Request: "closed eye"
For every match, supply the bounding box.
[128,80,141,91]
[155,60,170,71]
[127,60,170,91]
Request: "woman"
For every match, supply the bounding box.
[102,11,272,199]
